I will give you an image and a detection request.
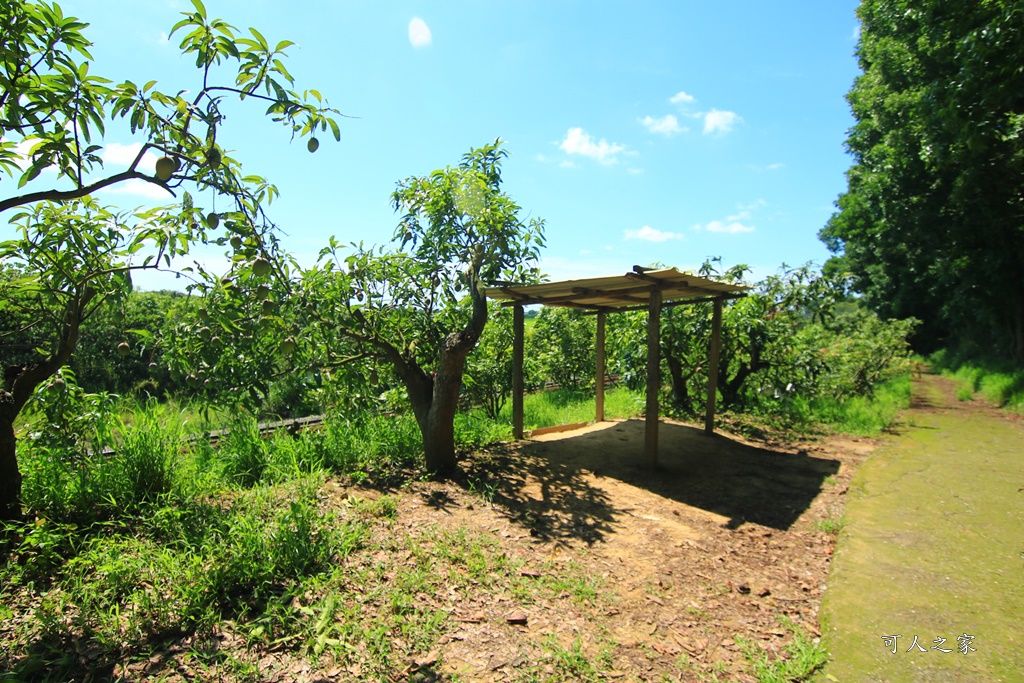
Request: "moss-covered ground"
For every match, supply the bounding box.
[820,374,1024,682]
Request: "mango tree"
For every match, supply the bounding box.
[300,141,545,471]
[0,0,341,520]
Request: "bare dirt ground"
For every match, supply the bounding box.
[321,416,879,682]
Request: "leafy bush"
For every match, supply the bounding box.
[463,303,515,419]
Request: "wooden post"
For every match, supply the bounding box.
[645,289,662,468]
[596,310,606,422]
[705,298,723,435]
[513,304,525,440]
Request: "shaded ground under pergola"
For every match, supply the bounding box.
[485,266,749,467]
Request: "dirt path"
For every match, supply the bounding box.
[819,374,1024,682]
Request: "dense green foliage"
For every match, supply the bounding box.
[601,262,918,426]
[0,0,341,517]
[528,308,597,390]
[821,0,1024,360]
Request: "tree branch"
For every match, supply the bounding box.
[0,169,173,214]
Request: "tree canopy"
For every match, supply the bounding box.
[298,141,545,470]
[820,0,1024,360]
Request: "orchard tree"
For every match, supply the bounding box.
[300,141,545,471]
[0,0,341,519]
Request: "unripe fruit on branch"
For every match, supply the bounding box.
[307,137,319,153]
[206,213,220,229]
[230,236,243,250]
[155,156,176,181]
[117,342,131,356]
[252,258,271,277]
[280,338,297,355]
[206,147,222,168]
[255,284,270,299]
[261,299,276,315]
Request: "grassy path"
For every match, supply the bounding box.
[819,374,1024,682]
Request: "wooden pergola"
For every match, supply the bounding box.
[485,266,748,467]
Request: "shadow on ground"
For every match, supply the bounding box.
[458,418,840,543]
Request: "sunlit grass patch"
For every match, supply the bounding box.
[737,616,828,683]
[785,375,912,436]
[505,386,644,431]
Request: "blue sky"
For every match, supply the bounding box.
[12,0,863,289]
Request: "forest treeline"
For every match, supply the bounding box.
[822,0,1024,362]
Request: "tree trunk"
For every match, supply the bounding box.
[0,397,22,521]
[664,352,694,415]
[0,288,94,520]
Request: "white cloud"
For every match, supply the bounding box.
[626,167,643,175]
[703,109,742,135]
[726,199,766,222]
[693,220,755,234]
[766,162,784,171]
[101,142,158,173]
[559,127,626,165]
[558,160,576,169]
[639,114,684,136]
[624,225,685,242]
[408,18,432,48]
[670,91,696,105]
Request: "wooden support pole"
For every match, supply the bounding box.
[513,304,525,440]
[645,289,662,468]
[596,310,606,422]
[705,298,723,435]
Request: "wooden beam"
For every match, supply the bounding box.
[705,298,723,435]
[645,288,662,468]
[596,310,606,422]
[500,286,646,307]
[499,286,530,301]
[513,304,525,440]
[580,293,746,315]
[528,422,589,437]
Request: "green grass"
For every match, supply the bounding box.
[813,512,845,537]
[4,386,629,681]
[784,375,912,436]
[737,616,828,683]
[504,386,644,430]
[1,476,349,680]
[930,352,1024,411]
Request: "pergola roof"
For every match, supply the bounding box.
[485,266,749,311]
